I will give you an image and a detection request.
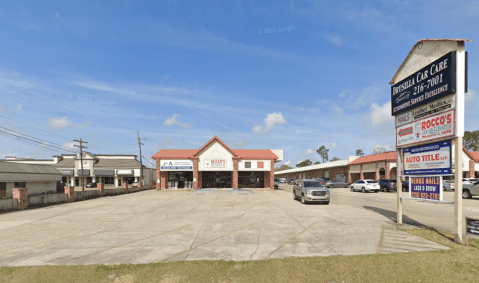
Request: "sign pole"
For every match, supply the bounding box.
[396,149,403,226]
[454,43,466,244]
[454,136,463,243]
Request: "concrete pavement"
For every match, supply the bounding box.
[0,188,447,266]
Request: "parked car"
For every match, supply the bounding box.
[86,182,97,188]
[324,180,348,188]
[280,178,287,183]
[378,179,397,192]
[274,179,280,189]
[293,179,330,204]
[401,179,409,192]
[462,180,479,199]
[443,180,455,191]
[288,178,296,185]
[350,179,380,193]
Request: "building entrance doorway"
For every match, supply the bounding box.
[202,171,232,188]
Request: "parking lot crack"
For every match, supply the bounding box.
[250,229,261,260]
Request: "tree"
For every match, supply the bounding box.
[316,145,329,163]
[355,149,364,156]
[464,130,479,151]
[296,159,313,167]
[275,164,293,171]
[314,161,320,164]
[331,157,340,161]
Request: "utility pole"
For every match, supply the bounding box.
[135,131,146,185]
[73,138,88,192]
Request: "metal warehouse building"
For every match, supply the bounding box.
[151,136,283,190]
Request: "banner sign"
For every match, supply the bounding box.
[391,51,456,116]
[396,95,455,127]
[160,160,193,171]
[205,159,226,168]
[404,140,451,175]
[409,176,441,200]
[396,109,455,147]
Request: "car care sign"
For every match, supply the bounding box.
[409,176,442,201]
[391,51,456,116]
[396,109,455,147]
[404,140,451,175]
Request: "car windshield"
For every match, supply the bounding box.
[303,181,321,188]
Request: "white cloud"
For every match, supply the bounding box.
[370,101,394,125]
[330,142,338,148]
[253,112,287,133]
[234,139,245,148]
[330,105,343,115]
[158,136,175,146]
[284,161,291,165]
[465,89,476,106]
[47,117,91,130]
[321,33,345,46]
[0,103,23,114]
[339,91,347,98]
[305,148,314,155]
[371,144,390,154]
[163,114,192,128]
[62,142,76,149]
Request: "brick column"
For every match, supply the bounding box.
[375,163,379,181]
[138,183,143,191]
[348,167,352,184]
[360,164,364,180]
[270,160,274,190]
[13,188,28,209]
[64,186,75,202]
[198,171,202,189]
[97,183,104,196]
[264,171,270,189]
[193,159,199,190]
[232,159,238,189]
[160,171,168,189]
[156,159,161,190]
[386,162,391,179]
[469,160,475,178]
[122,183,128,194]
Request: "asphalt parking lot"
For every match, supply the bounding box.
[0,187,448,266]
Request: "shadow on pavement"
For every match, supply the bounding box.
[362,205,427,228]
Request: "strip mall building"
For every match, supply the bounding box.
[151,136,283,190]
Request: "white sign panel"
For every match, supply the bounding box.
[205,159,226,168]
[396,95,455,127]
[404,140,451,175]
[160,160,193,171]
[396,109,455,148]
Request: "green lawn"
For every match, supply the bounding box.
[1,229,479,283]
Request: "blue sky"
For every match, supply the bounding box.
[0,0,478,168]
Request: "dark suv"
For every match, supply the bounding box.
[378,179,397,192]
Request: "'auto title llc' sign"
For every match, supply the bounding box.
[391,52,456,116]
[404,140,451,175]
[410,176,441,200]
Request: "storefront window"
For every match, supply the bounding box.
[202,172,231,188]
[238,172,264,188]
[245,162,251,168]
[14,182,26,188]
[168,172,193,189]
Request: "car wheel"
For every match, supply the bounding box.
[383,187,387,192]
[301,194,307,204]
[443,186,446,191]
[293,190,296,200]
[374,190,378,193]
[462,190,472,199]
[350,186,354,192]
[362,187,366,193]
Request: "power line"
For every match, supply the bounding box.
[0,129,76,153]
